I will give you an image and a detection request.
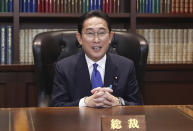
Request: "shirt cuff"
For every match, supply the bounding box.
[79,97,87,107]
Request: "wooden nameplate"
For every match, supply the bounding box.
[101,115,146,131]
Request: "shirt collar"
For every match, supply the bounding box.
[85,54,106,70]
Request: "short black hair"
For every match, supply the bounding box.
[78,10,111,34]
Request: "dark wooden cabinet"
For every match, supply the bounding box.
[0,65,37,107]
[0,0,193,107]
[0,64,192,107]
[143,64,193,105]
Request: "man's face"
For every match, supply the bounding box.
[76,17,114,62]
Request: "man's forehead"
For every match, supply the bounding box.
[83,17,108,27]
[84,16,106,23]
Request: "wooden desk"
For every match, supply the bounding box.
[0,105,192,131]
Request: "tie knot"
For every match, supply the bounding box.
[93,63,98,70]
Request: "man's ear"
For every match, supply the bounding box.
[76,32,82,45]
[109,31,114,44]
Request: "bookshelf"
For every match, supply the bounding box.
[0,0,192,65]
[0,0,193,107]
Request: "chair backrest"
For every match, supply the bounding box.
[33,30,148,106]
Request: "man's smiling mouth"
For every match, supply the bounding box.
[92,46,102,51]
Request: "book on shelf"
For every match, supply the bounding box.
[45,0,49,13]
[145,0,152,13]
[0,0,13,12]
[6,26,13,64]
[32,0,36,12]
[0,0,4,12]
[8,0,13,12]
[0,27,5,64]
[137,29,193,64]
[4,0,8,12]
[82,0,87,13]
[20,0,37,12]
[89,0,93,11]
[139,0,145,13]
[160,29,165,63]
[0,26,13,64]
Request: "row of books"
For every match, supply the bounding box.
[20,28,193,64]
[19,28,64,64]
[2,27,193,64]
[0,0,13,12]
[0,26,13,64]
[137,0,193,14]
[19,0,36,13]
[137,29,193,64]
[19,0,129,13]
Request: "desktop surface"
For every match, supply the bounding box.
[0,105,192,131]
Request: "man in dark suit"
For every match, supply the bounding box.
[51,10,142,107]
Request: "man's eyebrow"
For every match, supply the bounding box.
[85,27,106,31]
[85,28,94,31]
[98,27,106,29]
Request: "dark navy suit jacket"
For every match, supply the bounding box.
[51,51,142,106]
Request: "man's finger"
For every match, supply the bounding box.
[93,91,105,99]
[103,99,112,106]
[94,97,105,103]
[91,87,102,94]
[103,92,113,102]
[91,87,113,94]
[102,87,113,93]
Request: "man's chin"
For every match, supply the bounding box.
[92,57,100,62]
[92,54,105,61]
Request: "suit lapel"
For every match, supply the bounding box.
[74,52,92,98]
[104,53,119,90]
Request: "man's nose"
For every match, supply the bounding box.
[93,33,100,41]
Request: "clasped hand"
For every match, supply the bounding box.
[85,87,121,108]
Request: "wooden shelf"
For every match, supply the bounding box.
[146,64,193,71]
[0,12,13,18]
[19,13,130,18]
[0,64,34,72]
[1,64,193,72]
[19,13,130,29]
[136,14,193,29]
[0,13,13,23]
[137,13,193,18]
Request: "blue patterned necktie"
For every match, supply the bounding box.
[91,63,103,89]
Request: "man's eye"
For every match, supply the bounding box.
[98,32,106,35]
[86,32,94,35]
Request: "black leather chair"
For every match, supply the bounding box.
[33,30,148,107]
